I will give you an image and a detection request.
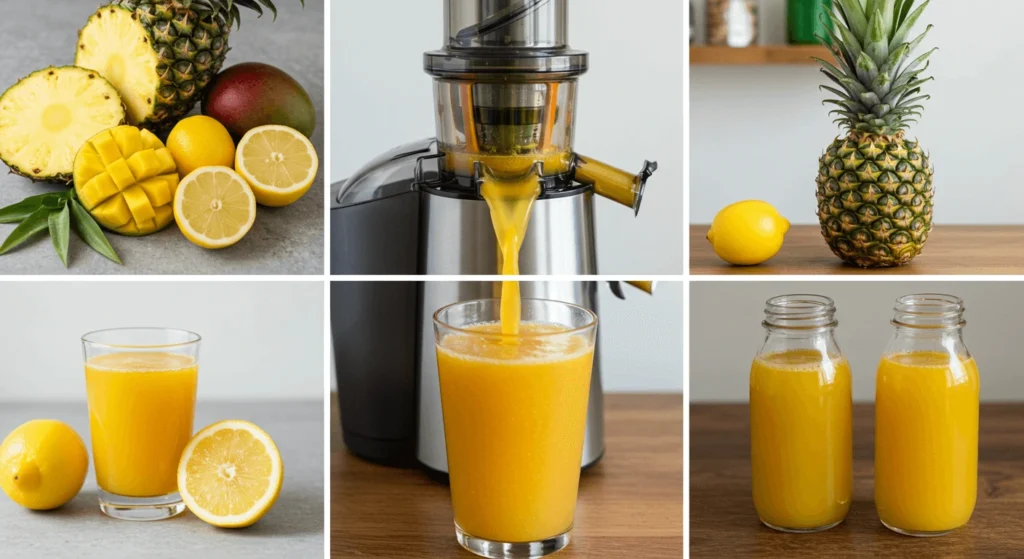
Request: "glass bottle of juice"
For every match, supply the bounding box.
[750,294,852,533]
[875,294,980,537]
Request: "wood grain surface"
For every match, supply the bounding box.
[690,404,1024,558]
[691,225,1024,275]
[690,45,828,66]
[331,393,683,558]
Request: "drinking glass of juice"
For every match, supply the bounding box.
[433,298,597,559]
[750,295,852,533]
[876,294,979,537]
[82,328,200,521]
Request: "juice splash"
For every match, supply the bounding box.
[85,352,198,497]
[749,349,852,530]
[437,321,595,542]
[875,351,979,534]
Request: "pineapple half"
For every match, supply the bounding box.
[815,0,936,268]
[73,125,179,236]
[0,67,125,183]
[75,0,291,133]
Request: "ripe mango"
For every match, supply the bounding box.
[201,63,316,139]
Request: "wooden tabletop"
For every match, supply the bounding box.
[331,393,683,558]
[690,225,1024,275]
[690,404,1024,558]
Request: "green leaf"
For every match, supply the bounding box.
[0,192,62,224]
[48,203,70,268]
[0,206,51,255]
[69,199,122,265]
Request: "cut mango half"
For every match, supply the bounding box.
[235,125,318,207]
[73,125,178,236]
[177,420,283,528]
[173,167,256,249]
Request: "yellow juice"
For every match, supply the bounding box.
[465,151,567,335]
[875,351,979,534]
[437,322,595,543]
[750,349,852,530]
[85,352,198,497]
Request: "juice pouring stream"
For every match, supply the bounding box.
[459,152,571,335]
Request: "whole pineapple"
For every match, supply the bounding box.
[815,0,935,267]
[75,0,301,133]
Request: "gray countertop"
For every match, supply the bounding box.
[0,2,324,275]
[1,401,324,557]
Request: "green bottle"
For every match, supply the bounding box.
[788,0,833,45]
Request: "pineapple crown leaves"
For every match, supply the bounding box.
[812,0,935,136]
[165,0,305,29]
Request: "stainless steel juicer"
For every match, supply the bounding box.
[331,0,657,277]
[332,0,658,477]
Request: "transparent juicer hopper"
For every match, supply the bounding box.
[426,0,657,214]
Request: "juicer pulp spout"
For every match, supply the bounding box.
[572,154,658,216]
[471,160,546,197]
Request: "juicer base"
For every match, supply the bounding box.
[760,518,844,534]
[456,523,571,558]
[98,489,186,521]
[881,520,954,538]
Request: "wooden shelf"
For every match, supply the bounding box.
[690,45,830,66]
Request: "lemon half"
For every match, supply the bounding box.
[235,125,318,207]
[177,420,283,528]
[173,166,257,249]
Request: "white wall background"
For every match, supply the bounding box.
[1,282,323,402]
[691,0,1017,224]
[332,0,685,274]
[330,281,684,393]
[691,282,1023,402]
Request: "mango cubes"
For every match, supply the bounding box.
[73,126,179,235]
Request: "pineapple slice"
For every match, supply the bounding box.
[76,5,163,129]
[0,67,125,183]
[74,125,179,236]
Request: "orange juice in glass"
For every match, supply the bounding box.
[875,294,979,536]
[434,298,597,558]
[749,295,852,532]
[82,328,200,521]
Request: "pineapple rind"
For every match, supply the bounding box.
[0,66,125,183]
[817,131,933,268]
[75,1,233,132]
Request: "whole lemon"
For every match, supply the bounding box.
[707,201,790,265]
[0,420,88,510]
[166,115,236,178]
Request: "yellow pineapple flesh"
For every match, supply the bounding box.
[73,125,179,236]
[76,6,162,129]
[0,67,125,183]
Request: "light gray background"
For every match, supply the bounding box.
[332,0,685,274]
[0,1,324,274]
[330,281,685,393]
[1,282,324,401]
[691,281,1020,402]
[690,0,1010,225]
